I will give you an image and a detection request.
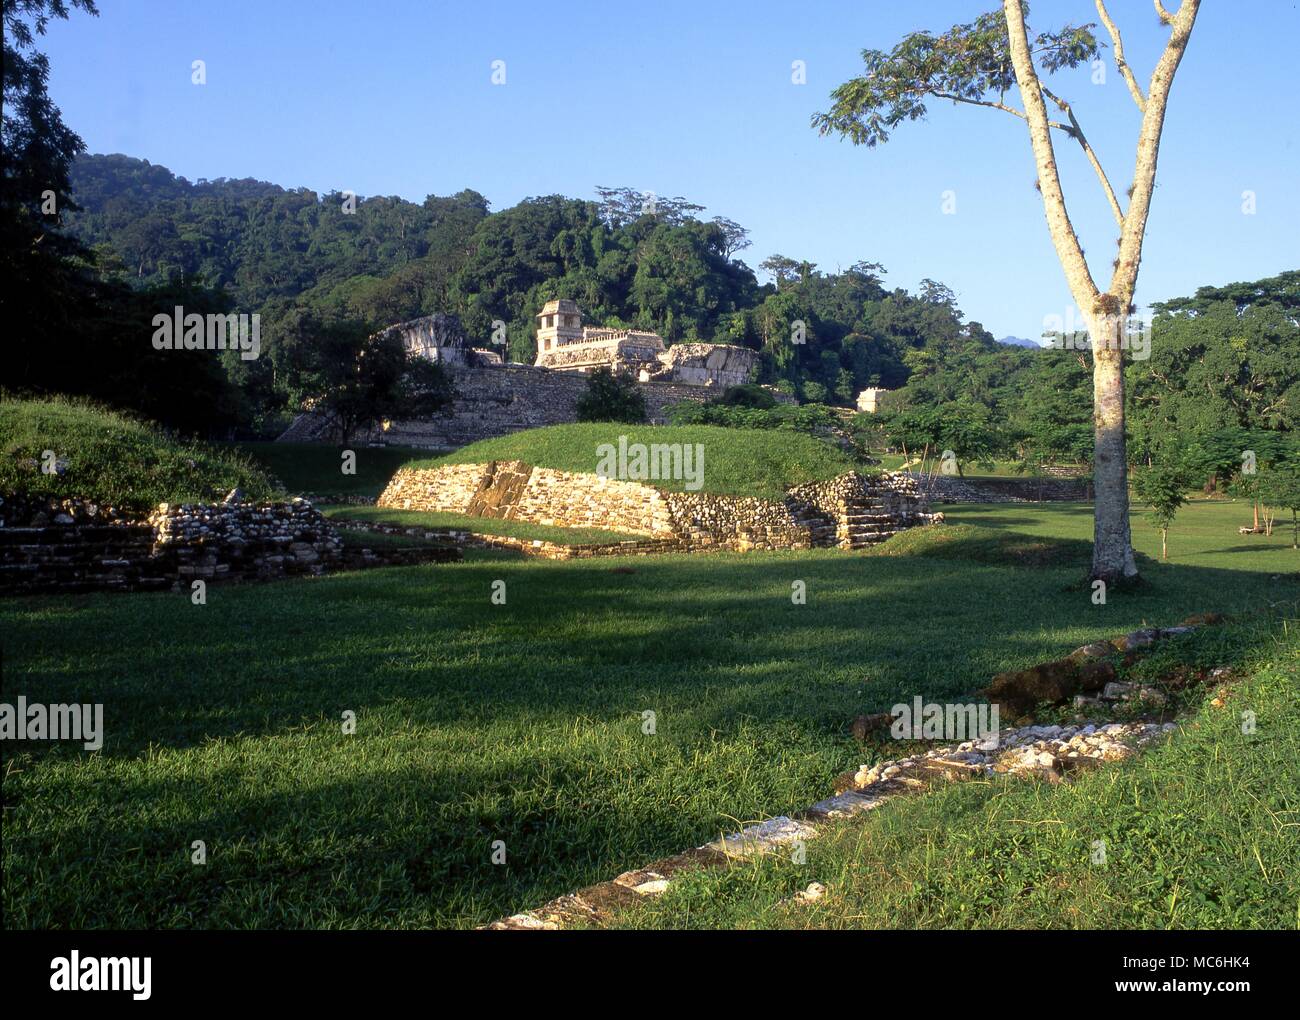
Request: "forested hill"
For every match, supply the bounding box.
[49,155,1298,456]
[62,153,1016,397]
[65,153,491,326]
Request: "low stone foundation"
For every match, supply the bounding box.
[484,613,1225,930]
[333,518,686,560]
[377,463,941,551]
[907,472,1092,503]
[0,493,459,595]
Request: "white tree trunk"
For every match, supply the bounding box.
[1003,0,1200,583]
[1091,341,1139,578]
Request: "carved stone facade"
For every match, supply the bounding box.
[532,299,758,387]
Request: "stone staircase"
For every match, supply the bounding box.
[837,506,907,548]
[465,460,534,518]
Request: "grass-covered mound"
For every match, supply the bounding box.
[404,423,856,500]
[1,395,278,509]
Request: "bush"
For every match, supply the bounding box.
[801,381,829,404]
[574,368,647,424]
[666,400,841,435]
[711,384,777,409]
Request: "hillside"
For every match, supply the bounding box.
[0,396,278,508]
[406,423,857,500]
[57,154,1009,399]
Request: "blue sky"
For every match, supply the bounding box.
[38,0,1299,340]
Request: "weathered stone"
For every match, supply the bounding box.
[1,493,459,595]
[376,464,939,552]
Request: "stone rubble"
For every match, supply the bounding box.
[824,718,1177,817]
[1,493,459,594]
[794,882,826,904]
[484,714,1181,930]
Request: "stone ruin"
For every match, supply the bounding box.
[377,462,942,553]
[532,299,758,387]
[376,313,502,367]
[278,300,776,450]
[855,387,891,413]
[0,493,457,595]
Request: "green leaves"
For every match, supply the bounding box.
[574,368,649,425]
[813,8,1101,147]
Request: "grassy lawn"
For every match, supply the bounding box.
[322,505,640,546]
[231,442,433,501]
[2,501,1296,929]
[606,614,1299,929]
[407,423,855,500]
[945,499,1298,571]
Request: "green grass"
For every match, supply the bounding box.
[406,423,856,500]
[944,499,1299,574]
[1,395,277,508]
[606,615,1300,929]
[323,505,641,545]
[2,501,1296,929]
[232,442,431,500]
[334,528,437,550]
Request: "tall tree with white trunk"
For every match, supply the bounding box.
[815,0,1201,583]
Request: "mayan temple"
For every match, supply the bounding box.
[532,298,759,387]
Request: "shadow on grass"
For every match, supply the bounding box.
[3,539,1294,760]
[4,536,1296,929]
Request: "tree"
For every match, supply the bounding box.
[282,314,452,444]
[815,0,1203,584]
[574,368,647,424]
[1131,453,1193,561]
[710,216,751,260]
[759,254,802,289]
[1258,461,1300,549]
[593,186,704,228]
[2,0,100,370]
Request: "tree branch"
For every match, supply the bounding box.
[1111,0,1201,303]
[1154,1,1175,25]
[1001,0,1099,309]
[931,90,1071,132]
[1095,0,1147,111]
[1040,85,1125,226]
[931,91,1029,120]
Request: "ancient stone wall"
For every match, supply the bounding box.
[380,462,676,536]
[0,494,454,595]
[907,472,1092,503]
[277,363,715,449]
[377,463,941,551]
